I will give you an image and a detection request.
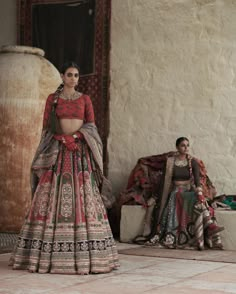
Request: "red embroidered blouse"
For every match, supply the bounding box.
[43,93,95,129]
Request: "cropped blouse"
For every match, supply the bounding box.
[43,93,95,128]
[172,158,200,187]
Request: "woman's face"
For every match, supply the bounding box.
[61,67,79,88]
[176,140,189,155]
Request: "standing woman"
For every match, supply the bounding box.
[10,62,119,274]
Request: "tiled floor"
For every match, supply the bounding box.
[0,242,236,294]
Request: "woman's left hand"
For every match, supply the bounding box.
[197,193,205,203]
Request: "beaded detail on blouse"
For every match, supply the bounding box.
[174,158,188,167]
[59,91,82,101]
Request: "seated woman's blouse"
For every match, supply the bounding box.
[43,93,95,128]
[172,158,200,187]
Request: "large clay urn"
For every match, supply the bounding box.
[0,45,61,232]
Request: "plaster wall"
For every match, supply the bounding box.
[0,0,17,46]
[109,0,236,196]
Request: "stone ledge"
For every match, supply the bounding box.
[120,205,236,250]
[120,205,146,243]
[215,210,236,251]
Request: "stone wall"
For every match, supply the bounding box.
[0,0,236,197]
[0,0,16,46]
[109,0,236,196]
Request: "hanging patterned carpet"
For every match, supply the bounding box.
[118,246,236,264]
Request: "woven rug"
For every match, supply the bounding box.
[118,246,236,264]
[0,233,18,254]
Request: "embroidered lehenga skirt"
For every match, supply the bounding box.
[10,139,119,274]
[155,185,223,250]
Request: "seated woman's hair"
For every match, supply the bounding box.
[61,61,80,74]
[176,137,189,147]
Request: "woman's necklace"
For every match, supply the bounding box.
[175,157,188,167]
[60,91,80,101]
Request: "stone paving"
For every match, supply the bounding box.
[0,242,236,294]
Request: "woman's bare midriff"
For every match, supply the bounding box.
[59,118,83,135]
[174,180,191,186]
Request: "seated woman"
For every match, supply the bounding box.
[119,137,224,250]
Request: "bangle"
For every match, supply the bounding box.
[196,186,202,192]
[73,134,78,139]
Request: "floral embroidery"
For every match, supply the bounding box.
[61,183,73,218]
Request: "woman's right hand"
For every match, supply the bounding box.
[197,193,205,203]
[64,141,78,152]
[54,134,74,143]
[53,134,78,151]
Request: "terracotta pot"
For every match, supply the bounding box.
[0,45,61,232]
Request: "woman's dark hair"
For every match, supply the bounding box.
[176,137,189,147]
[60,61,80,74]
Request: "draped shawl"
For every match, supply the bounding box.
[30,123,115,209]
